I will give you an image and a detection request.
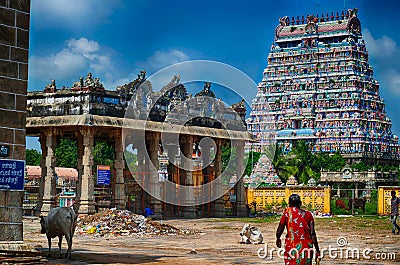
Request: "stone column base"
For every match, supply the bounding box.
[236,204,247,217]
[40,199,55,214]
[213,198,226,217]
[183,206,197,219]
[151,198,163,220]
[114,198,126,210]
[78,202,95,215]
[0,242,44,263]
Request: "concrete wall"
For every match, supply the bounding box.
[0,0,30,241]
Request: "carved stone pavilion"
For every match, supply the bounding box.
[247,9,399,185]
[26,72,252,218]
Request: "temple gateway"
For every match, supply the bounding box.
[247,9,399,186]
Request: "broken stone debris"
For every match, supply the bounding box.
[76,208,197,237]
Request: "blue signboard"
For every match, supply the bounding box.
[97,165,110,185]
[0,159,25,190]
[103,97,119,104]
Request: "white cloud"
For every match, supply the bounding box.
[137,49,190,73]
[29,46,191,92]
[67,38,100,54]
[363,29,398,60]
[381,69,400,96]
[32,0,123,30]
[363,29,400,96]
[362,28,400,136]
[29,37,113,87]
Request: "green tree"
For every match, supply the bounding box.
[312,152,346,172]
[221,142,236,184]
[272,146,299,183]
[350,161,372,171]
[93,140,114,167]
[244,151,261,176]
[272,142,347,184]
[26,149,41,166]
[124,150,138,172]
[273,141,319,184]
[55,138,78,168]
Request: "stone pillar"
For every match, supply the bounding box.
[135,141,146,213]
[146,132,163,219]
[181,135,196,218]
[78,127,95,214]
[73,132,84,214]
[200,138,212,215]
[166,143,179,210]
[0,1,42,259]
[36,133,47,215]
[40,128,58,214]
[234,140,247,217]
[201,141,211,179]
[213,139,225,217]
[113,130,126,209]
[167,143,179,182]
[354,183,358,198]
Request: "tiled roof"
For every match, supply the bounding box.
[26,165,78,180]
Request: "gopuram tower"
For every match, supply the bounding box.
[247,9,399,181]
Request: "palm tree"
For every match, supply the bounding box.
[272,145,298,183]
[288,140,318,184]
[273,141,318,184]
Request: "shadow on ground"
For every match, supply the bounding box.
[36,248,174,264]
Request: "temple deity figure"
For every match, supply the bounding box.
[85,72,95,87]
[146,94,153,110]
[94,77,103,88]
[138,70,146,81]
[43,79,57,93]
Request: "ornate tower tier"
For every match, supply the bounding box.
[247,9,399,165]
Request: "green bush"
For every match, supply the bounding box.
[364,201,377,215]
[370,190,378,202]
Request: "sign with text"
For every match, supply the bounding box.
[0,159,25,190]
[97,165,111,185]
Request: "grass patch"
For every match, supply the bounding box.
[316,216,392,231]
[209,225,237,230]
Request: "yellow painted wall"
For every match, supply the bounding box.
[378,187,400,215]
[247,187,331,213]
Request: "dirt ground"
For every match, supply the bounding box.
[23,215,400,265]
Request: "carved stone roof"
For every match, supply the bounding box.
[275,9,361,41]
[195,82,216,98]
[71,72,105,92]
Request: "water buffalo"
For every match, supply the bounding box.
[40,207,78,259]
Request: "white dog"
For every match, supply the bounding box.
[239,224,263,244]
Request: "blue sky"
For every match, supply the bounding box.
[27,0,400,150]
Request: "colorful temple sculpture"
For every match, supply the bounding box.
[244,154,282,188]
[247,9,399,185]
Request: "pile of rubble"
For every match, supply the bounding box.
[76,208,196,237]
